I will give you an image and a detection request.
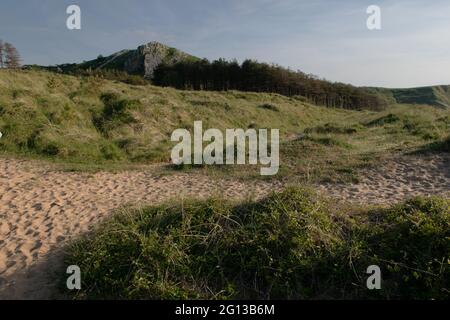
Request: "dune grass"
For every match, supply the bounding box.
[416,135,450,154]
[63,187,450,300]
[0,70,449,183]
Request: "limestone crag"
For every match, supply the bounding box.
[98,42,194,79]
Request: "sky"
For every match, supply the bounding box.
[1,0,449,88]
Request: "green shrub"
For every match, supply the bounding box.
[307,136,352,149]
[100,143,124,160]
[361,197,450,299]
[258,103,279,112]
[305,123,359,135]
[41,142,60,156]
[365,114,400,127]
[63,188,449,300]
[93,93,140,135]
[64,188,341,299]
[122,75,148,86]
[76,69,149,86]
[400,119,440,140]
[414,136,450,154]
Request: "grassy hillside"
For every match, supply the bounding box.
[368,86,450,108]
[0,70,449,182]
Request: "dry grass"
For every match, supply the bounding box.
[0,69,449,184]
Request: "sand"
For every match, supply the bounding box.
[318,154,450,204]
[0,158,281,299]
[0,153,449,299]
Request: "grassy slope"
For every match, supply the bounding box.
[368,85,450,108]
[433,86,450,107]
[0,70,347,161]
[0,70,449,183]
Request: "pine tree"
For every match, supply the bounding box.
[4,42,21,69]
[152,58,386,111]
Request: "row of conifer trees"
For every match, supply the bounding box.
[153,58,386,110]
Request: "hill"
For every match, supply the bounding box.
[367,86,450,108]
[0,69,448,182]
[26,42,450,110]
[27,42,388,111]
[34,42,197,80]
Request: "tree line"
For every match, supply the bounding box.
[0,40,21,69]
[153,59,387,110]
[53,66,149,86]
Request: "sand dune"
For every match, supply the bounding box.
[318,154,450,204]
[0,154,448,299]
[0,158,281,299]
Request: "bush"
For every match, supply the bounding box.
[401,119,439,140]
[307,136,352,149]
[76,69,149,86]
[365,114,400,127]
[361,197,450,299]
[416,136,450,153]
[93,93,140,135]
[63,188,449,300]
[305,123,359,135]
[258,103,279,112]
[100,143,124,161]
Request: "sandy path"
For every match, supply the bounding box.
[0,154,449,299]
[318,154,450,204]
[0,158,281,299]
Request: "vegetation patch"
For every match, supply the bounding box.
[401,119,440,140]
[0,70,448,177]
[365,114,401,127]
[153,59,387,110]
[257,103,279,112]
[93,92,140,135]
[63,187,449,300]
[306,136,352,149]
[305,123,359,135]
[416,136,450,154]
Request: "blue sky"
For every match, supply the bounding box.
[1,0,449,88]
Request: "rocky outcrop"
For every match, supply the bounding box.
[87,42,195,80]
[45,42,196,81]
[135,42,193,79]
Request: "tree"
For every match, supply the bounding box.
[0,40,4,68]
[4,42,21,69]
[152,58,387,111]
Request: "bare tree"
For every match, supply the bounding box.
[0,40,4,68]
[4,42,21,69]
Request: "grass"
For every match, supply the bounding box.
[63,187,450,300]
[1,70,448,300]
[257,103,280,112]
[415,135,450,154]
[0,69,449,183]
[368,85,450,108]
